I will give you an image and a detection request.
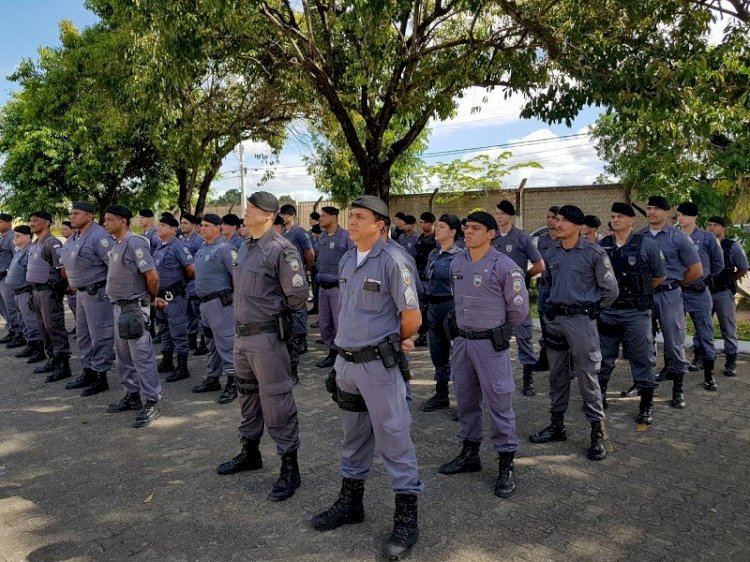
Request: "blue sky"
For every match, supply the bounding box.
[0,0,607,203]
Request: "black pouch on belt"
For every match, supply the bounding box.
[219,289,233,306]
[118,307,145,340]
[490,324,512,352]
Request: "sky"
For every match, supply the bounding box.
[0,0,608,204]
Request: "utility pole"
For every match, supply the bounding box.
[238,141,247,216]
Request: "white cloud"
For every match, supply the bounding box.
[429,87,527,135]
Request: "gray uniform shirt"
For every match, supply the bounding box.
[0,230,15,273]
[335,238,420,349]
[283,225,313,258]
[639,225,700,285]
[6,244,31,289]
[536,232,557,261]
[492,226,542,270]
[397,231,419,259]
[194,240,235,297]
[58,223,113,287]
[26,233,63,284]
[183,231,204,254]
[143,227,160,254]
[106,232,155,301]
[154,236,194,287]
[317,226,354,283]
[686,228,724,282]
[543,237,619,308]
[233,228,307,324]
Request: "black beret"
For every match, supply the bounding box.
[395,212,406,220]
[351,195,389,220]
[13,225,31,235]
[647,196,670,211]
[279,203,297,216]
[138,209,154,218]
[29,211,52,222]
[583,215,601,229]
[222,213,242,227]
[676,202,699,217]
[496,199,516,216]
[611,202,635,217]
[311,224,322,234]
[248,191,279,213]
[548,206,560,214]
[106,205,132,219]
[438,213,461,232]
[0,213,14,222]
[309,211,320,220]
[321,206,340,216]
[466,211,498,231]
[557,205,585,225]
[72,201,96,214]
[161,211,174,218]
[706,216,726,228]
[420,212,436,223]
[62,221,72,228]
[160,215,179,228]
[181,213,200,225]
[403,215,417,225]
[202,213,222,226]
[274,214,285,226]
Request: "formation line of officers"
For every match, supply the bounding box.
[0,191,747,562]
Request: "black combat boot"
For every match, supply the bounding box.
[6,332,27,349]
[599,380,608,410]
[588,420,607,461]
[438,440,482,475]
[294,335,308,355]
[192,376,221,393]
[620,383,639,397]
[421,380,449,412]
[0,330,17,344]
[314,349,337,369]
[670,374,686,409]
[193,335,209,356]
[494,452,516,498]
[636,387,654,425]
[217,376,237,404]
[291,365,299,386]
[157,351,174,373]
[381,493,419,561]
[414,333,428,347]
[133,400,160,428]
[65,368,96,390]
[45,355,72,383]
[24,341,47,362]
[268,449,301,502]
[165,353,190,382]
[530,346,549,372]
[81,371,108,397]
[15,340,37,358]
[106,392,143,413]
[703,359,718,391]
[216,437,263,475]
[312,478,366,531]
[529,412,567,443]
[688,354,704,372]
[33,353,58,373]
[188,332,197,350]
[522,365,536,397]
[724,353,737,377]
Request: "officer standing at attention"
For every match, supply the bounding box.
[154,214,196,383]
[597,203,665,425]
[529,205,619,461]
[60,221,78,336]
[397,215,419,258]
[413,212,437,347]
[0,213,25,347]
[530,205,560,373]
[180,213,206,353]
[676,202,724,391]
[308,211,321,316]
[492,200,545,396]
[6,226,44,360]
[706,216,748,377]
[438,211,529,498]
[190,213,238,403]
[221,213,244,250]
[216,191,307,503]
[103,205,162,428]
[313,206,354,369]
[312,195,423,561]
[59,201,115,397]
[420,214,463,412]
[137,209,160,253]
[639,196,702,409]
[27,211,72,383]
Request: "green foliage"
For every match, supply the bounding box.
[208,188,242,207]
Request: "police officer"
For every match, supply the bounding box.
[0,212,25,347]
[153,214,196,382]
[6,226,44,361]
[221,213,244,250]
[27,211,72,382]
[529,205,619,461]
[581,215,602,243]
[438,211,529,498]
[397,214,419,258]
[676,202,724,391]
[103,206,162,428]
[59,201,115,397]
[308,211,321,316]
[413,212,437,347]
[216,191,307,503]
[639,196,702,409]
[312,195,423,561]
[180,213,206,353]
[420,214,463,412]
[597,203,666,425]
[530,205,560,373]
[60,220,78,336]
[313,206,354,369]
[137,209,160,253]
[190,213,238,404]
[492,200,545,396]
[706,216,748,377]
[392,212,406,242]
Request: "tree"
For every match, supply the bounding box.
[208,188,242,207]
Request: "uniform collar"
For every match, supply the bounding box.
[254,227,277,248]
[440,243,461,255]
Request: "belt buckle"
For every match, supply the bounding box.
[165,290,174,302]
[341,350,354,362]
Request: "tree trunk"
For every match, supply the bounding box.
[361,159,392,205]
[194,159,223,217]
[176,166,190,215]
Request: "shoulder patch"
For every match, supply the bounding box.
[401,268,412,286]
[134,247,145,259]
[283,248,302,271]
[100,238,110,248]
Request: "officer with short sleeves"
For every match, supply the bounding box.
[529,205,619,461]
[397,215,419,258]
[0,212,24,346]
[216,191,308,504]
[6,226,44,361]
[221,213,244,250]
[180,213,206,353]
[530,205,560,372]
[137,209,160,253]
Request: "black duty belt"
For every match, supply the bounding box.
[425,295,453,304]
[655,281,680,293]
[199,290,229,303]
[456,328,493,340]
[319,280,339,289]
[158,282,186,299]
[13,285,33,295]
[682,281,707,294]
[339,345,382,364]
[78,279,107,294]
[548,303,598,316]
[236,322,277,337]
[30,282,54,291]
[610,297,652,311]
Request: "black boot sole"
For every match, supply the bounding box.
[81,385,109,397]
[312,510,365,531]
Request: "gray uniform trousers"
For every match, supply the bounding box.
[156,294,189,355]
[318,286,341,348]
[452,337,518,452]
[15,291,42,341]
[0,279,23,333]
[427,300,453,382]
[683,290,716,361]
[334,356,424,494]
[200,298,234,379]
[67,293,77,322]
[545,314,605,422]
[653,288,689,373]
[598,308,657,389]
[32,288,70,355]
[712,289,738,355]
[113,303,161,402]
[234,332,299,454]
[293,308,308,338]
[513,312,537,365]
[76,287,114,372]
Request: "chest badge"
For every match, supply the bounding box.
[628,255,637,266]
[473,274,483,287]
[329,241,335,249]
[506,244,513,253]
